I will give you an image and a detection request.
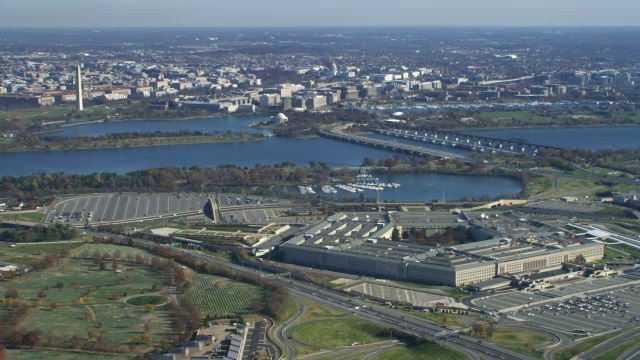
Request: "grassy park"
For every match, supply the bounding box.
[292,319,391,347]
[374,341,469,360]
[0,256,174,355]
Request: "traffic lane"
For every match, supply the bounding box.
[160,249,526,360]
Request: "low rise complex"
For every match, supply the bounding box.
[280,212,604,287]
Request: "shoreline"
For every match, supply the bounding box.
[0,136,266,153]
[33,112,271,135]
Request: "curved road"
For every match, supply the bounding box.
[272,296,306,360]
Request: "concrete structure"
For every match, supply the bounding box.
[76,64,83,111]
[280,212,604,287]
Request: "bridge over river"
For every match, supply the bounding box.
[374,128,562,156]
[319,125,467,160]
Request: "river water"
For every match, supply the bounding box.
[20,116,634,201]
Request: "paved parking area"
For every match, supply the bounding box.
[222,208,277,224]
[476,276,638,312]
[45,193,210,224]
[511,284,640,334]
[476,272,640,334]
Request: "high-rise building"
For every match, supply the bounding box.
[76,64,83,111]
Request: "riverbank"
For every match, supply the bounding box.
[0,135,267,153]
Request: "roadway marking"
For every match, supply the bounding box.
[122,196,131,221]
[111,196,121,221]
[134,196,141,218]
[58,201,70,217]
[69,200,81,218]
[100,195,112,222]
[93,196,107,222]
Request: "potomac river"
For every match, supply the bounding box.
[4,116,637,201]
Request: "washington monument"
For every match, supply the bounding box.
[76,64,83,111]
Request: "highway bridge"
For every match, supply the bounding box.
[374,128,561,156]
[319,125,467,160]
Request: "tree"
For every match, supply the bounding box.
[37,290,47,299]
[131,335,141,344]
[575,254,587,264]
[391,227,400,242]
[141,332,152,344]
[144,304,155,312]
[21,330,41,347]
[50,300,58,310]
[4,289,19,300]
[112,258,119,271]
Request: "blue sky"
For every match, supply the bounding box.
[2,0,639,27]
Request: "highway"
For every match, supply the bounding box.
[574,327,640,360]
[319,124,467,160]
[154,243,534,360]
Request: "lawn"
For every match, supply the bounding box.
[608,244,640,260]
[292,319,391,347]
[125,295,166,306]
[593,335,640,360]
[553,331,623,360]
[0,259,162,304]
[408,310,466,327]
[1,242,86,256]
[180,269,264,318]
[7,350,133,359]
[299,297,348,322]
[542,178,602,198]
[374,341,469,360]
[0,211,44,222]
[21,303,172,349]
[477,328,550,359]
[0,259,173,354]
[70,243,154,263]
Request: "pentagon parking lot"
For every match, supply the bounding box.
[44,193,210,224]
[474,269,640,334]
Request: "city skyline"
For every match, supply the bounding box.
[2,0,640,28]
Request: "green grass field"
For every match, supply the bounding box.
[180,270,264,318]
[292,319,391,347]
[553,331,623,360]
[2,242,86,256]
[406,310,466,327]
[125,295,166,306]
[477,109,640,127]
[299,297,348,322]
[71,243,154,263]
[608,244,640,259]
[0,212,44,222]
[7,350,133,360]
[593,335,640,360]
[375,341,469,360]
[478,328,550,359]
[0,259,173,354]
[0,259,162,304]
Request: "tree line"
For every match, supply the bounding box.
[0,223,78,243]
[7,130,262,151]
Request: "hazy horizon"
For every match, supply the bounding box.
[3,0,640,28]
